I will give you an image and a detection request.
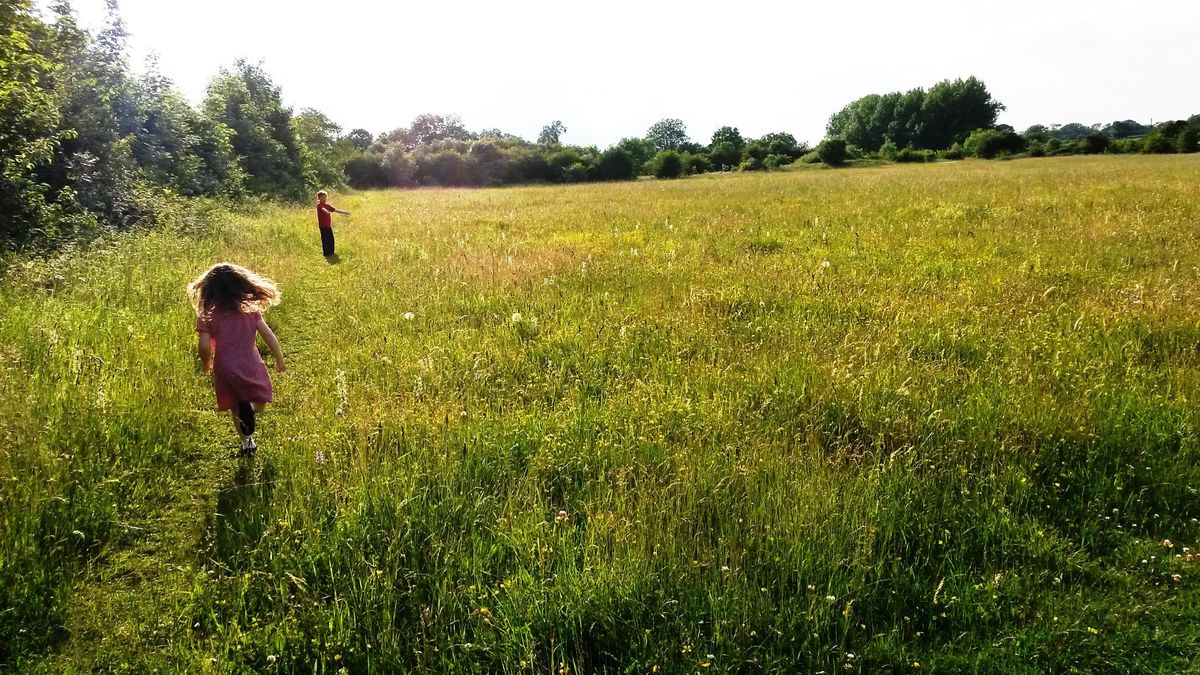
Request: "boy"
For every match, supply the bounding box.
[316,190,350,256]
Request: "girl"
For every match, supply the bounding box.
[188,263,286,455]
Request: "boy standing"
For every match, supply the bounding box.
[316,190,350,257]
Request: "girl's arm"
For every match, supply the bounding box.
[256,316,286,372]
[197,331,213,372]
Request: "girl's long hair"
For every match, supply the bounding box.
[188,263,281,315]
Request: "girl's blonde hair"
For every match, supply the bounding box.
[188,262,281,315]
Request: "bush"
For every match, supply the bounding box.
[562,162,590,183]
[1026,141,1045,157]
[592,147,637,181]
[1176,127,1199,153]
[708,142,742,170]
[343,153,388,188]
[879,140,899,161]
[653,151,684,179]
[1142,131,1174,154]
[683,153,711,175]
[799,150,821,164]
[1083,132,1109,154]
[816,138,848,166]
[942,143,965,160]
[963,127,1024,159]
[416,150,470,185]
[738,155,764,171]
[895,147,933,163]
[762,154,792,170]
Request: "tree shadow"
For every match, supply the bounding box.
[202,456,276,571]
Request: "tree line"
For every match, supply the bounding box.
[821,77,1199,163]
[2,0,1197,250]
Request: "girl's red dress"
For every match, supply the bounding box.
[196,310,273,410]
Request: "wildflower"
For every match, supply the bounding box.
[478,606,492,619]
[1162,539,1173,548]
[1172,574,1182,583]
[1087,627,1100,634]
[555,510,569,524]
[821,259,831,269]
[912,661,921,669]
[511,312,523,322]
[315,450,326,465]
[403,311,415,320]
[267,655,277,664]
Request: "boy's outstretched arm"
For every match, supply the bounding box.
[197,330,213,372]
[256,316,286,372]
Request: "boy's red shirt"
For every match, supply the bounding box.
[317,201,336,228]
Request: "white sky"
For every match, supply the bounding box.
[43,0,1200,147]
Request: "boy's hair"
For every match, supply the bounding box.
[188,262,282,315]
[316,190,328,198]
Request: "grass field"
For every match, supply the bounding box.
[2,155,1199,672]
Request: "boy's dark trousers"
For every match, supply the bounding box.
[320,227,335,256]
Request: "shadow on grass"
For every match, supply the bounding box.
[204,457,276,570]
[324,253,341,265]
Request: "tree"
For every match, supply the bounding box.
[917,77,1004,149]
[538,120,566,145]
[343,128,372,151]
[405,113,472,147]
[294,108,344,188]
[613,137,656,174]
[708,142,742,170]
[204,60,307,198]
[710,126,744,150]
[963,126,1024,158]
[646,118,690,152]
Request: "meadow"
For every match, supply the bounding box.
[2,155,1199,672]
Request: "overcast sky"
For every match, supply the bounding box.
[45,0,1200,147]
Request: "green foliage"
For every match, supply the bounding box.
[1177,127,1199,154]
[683,152,711,174]
[343,152,388,188]
[816,138,848,165]
[646,118,690,152]
[538,120,567,145]
[1083,132,1110,154]
[204,61,308,199]
[710,125,744,150]
[879,140,899,161]
[963,126,1024,159]
[708,142,742,170]
[653,150,684,178]
[1142,131,1175,154]
[827,77,1002,152]
[592,147,637,181]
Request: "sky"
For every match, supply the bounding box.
[43,0,1200,147]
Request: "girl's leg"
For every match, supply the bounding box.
[230,410,251,442]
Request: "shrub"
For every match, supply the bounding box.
[942,143,965,160]
[1026,141,1045,157]
[653,150,684,179]
[343,153,388,188]
[1083,132,1109,154]
[1142,131,1174,154]
[879,140,899,161]
[592,147,637,181]
[683,153,711,175]
[738,155,764,171]
[1176,127,1199,153]
[416,150,470,185]
[895,147,933,163]
[799,150,821,164]
[562,162,590,183]
[708,142,742,170]
[762,154,792,170]
[963,127,1024,159]
[816,138,848,166]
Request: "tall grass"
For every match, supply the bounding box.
[2,155,1199,672]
